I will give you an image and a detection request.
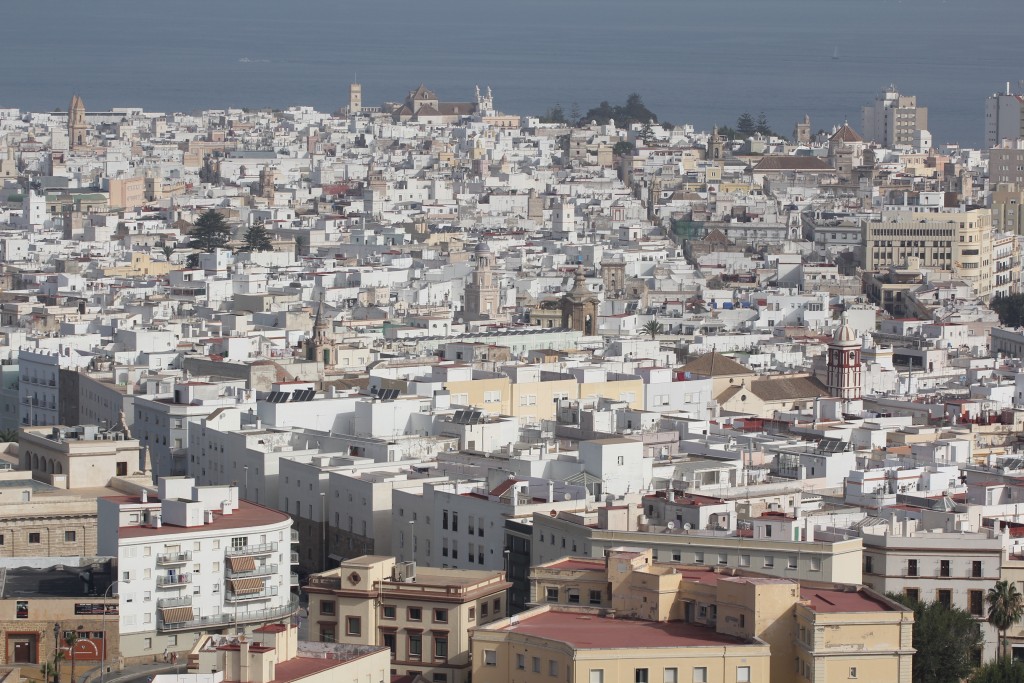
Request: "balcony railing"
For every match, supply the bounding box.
[290,530,299,544]
[226,586,279,603]
[157,598,300,632]
[290,573,299,586]
[156,551,192,565]
[226,563,278,579]
[290,552,299,564]
[156,574,192,588]
[225,542,278,557]
[157,596,192,609]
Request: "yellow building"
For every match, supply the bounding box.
[101,252,173,278]
[471,605,771,683]
[529,549,914,683]
[107,177,147,209]
[305,556,509,683]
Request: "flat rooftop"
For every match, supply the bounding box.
[502,610,750,649]
[106,498,290,538]
[800,586,894,613]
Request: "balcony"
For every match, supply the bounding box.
[290,552,299,565]
[290,530,299,544]
[157,573,192,588]
[225,542,278,558]
[290,573,299,587]
[226,563,278,579]
[225,586,279,603]
[157,596,192,609]
[157,598,300,632]
[156,551,192,565]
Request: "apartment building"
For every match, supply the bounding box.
[305,555,509,683]
[989,140,1024,186]
[863,207,996,301]
[97,477,299,661]
[991,183,1024,235]
[859,518,1005,660]
[527,548,914,683]
[18,347,92,427]
[531,506,864,584]
[986,86,1024,148]
[862,87,928,148]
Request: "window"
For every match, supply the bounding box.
[481,603,489,618]
[533,657,541,673]
[382,633,396,654]
[763,555,774,568]
[940,560,950,577]
[546,587,559,602]
[664,669,678,683]
[969,590,984,616]
[718,553,727,566]
[849,667,858,679]
[736,666,750,683]
[319,626,336,643]
[516,654,526,670]
[484,650,497,666]
[65,531,76,543]
[635,668,649,683]
[549,660,559,677]
[937,589,952,608]
[408,634,422,659]
[442,510,448,530]
[589,590,602,605]
[433,609,447,623]
[568,589,580,604]
[694,552,704,565]
[382,605,396,619]
[905,588,920,603]
[434,636,448,660]
[907,559,918,576]
[590,670,604,683]
[972,560,982,578]
[28,533,40,544]
[739,555,750,567]
[691,668,706,683]
[468,608,475,621]
[788,556,797,569]
[432,675,447,683]
[408,607,422,621]
[320,601,335,616]
[493,598,501,614]
[346,617,360,636]
[810,557,821,572]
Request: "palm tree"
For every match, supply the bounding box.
[987,579,1024,659]
[0,428,18,443]
[642,320,664,339]
[64,631,79,683]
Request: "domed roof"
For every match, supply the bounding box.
[831,322,858,345]
[475,241,491,254]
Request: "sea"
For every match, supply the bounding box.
[2,0,1023,147]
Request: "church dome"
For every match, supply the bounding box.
[475,241,491,254]
[831,322,858,345]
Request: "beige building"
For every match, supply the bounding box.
[19,425,143,489]
[107,177,147,210]
[184,624,390,683]
[864,207,996,301]
[862,87,928,148]
[528,548,914,683]
[990,140,1024,186]
[305,556,509,683]
[991,183,1024,234]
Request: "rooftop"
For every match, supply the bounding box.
[799,586,894,613]
[107,498,290,538]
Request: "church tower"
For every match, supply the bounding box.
[69,95,87,151]
[826,320,862,400]
[561,268,599,335]
[601,257,626,299]
[708,126,724,162]
[304,297,337,367]
[349,83,362,115]
[464,241,501,322]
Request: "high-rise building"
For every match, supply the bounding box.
[985,83,1024,148]
[989,140,1024,187]
[861,86,928,148]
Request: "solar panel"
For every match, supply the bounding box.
[277,392,292,404]
[266,392,280,403]
[468,410,483,424]
[303,390,316,402]
[291,390,304,402]
[452,410,466,424]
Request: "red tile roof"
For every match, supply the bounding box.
[270,656,346,683]
[107,498,290,538]
[502,610,749,648]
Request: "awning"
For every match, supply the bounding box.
[228,556,257,572]
[229,578,265,595]
[160,607,194,624]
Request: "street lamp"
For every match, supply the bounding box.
[100,580,129,683]
[52,622,60,683]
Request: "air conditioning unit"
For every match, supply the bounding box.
[392,561,416,583]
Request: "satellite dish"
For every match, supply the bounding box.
[563,493,572,501]
[682,523,692,531]
[666,521,676,530]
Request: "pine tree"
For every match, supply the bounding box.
[755,111,772,136]
[736,112,756,138]
[188,210,232,253]
[242,218,274,252]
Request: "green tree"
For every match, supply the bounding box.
[64,631,79,683]
[581,94,657,127]
[188,210,231,253]
[242,218,274,252]
[642,320,664,338]
[640,121,655,145]
[736,112,756,138]
[887,592,982,683]
[541,104,567,124]
[717,125,738,140]
[755,111,773,137]
[0,428,18,443]
[969,657,1024,683]
[612,140,635,156]
[161,244,175,261]
[988,580,1024,659]
[991,294,1024,328]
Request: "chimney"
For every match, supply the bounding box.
[547,482,555,503]
[141,490,148,503]
[221,500,233,516]
[153,513,162,529]
[205,510,215,524]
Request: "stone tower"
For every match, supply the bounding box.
[708,126,724,162]
[794,114,811,145]
[601,258,626,299]
[826,320,862,400]
[464,241,501,322]
[349,83,362,115]
[304,297,337,367]
[561,268,599,335]
[69,95,87,150]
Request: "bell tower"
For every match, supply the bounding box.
[464,241,501,322]
[561,268,599,335]
[826,321,862,400]
[69,95,87,151]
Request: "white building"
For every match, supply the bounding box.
[97,477,299,659]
